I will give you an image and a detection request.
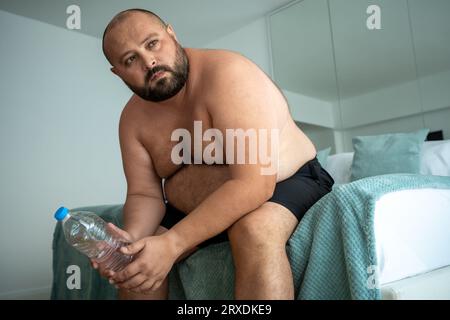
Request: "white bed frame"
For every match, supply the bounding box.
[381,265,450,300]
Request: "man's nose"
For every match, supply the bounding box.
[142,53,156,70]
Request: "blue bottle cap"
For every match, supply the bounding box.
[54,207,69,221]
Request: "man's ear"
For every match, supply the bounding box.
[166,24,179,42]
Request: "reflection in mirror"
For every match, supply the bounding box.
[268,0,450,152]
[409,0,450,114]
[268,0,339,152]
[330,0,421,128]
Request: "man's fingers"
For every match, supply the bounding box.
[92,261,114,279]
[111,260,141,283]
[149,279,163,292]
[107,223,132,242]
[90,260,98,269]
[98,266,112,278]
[121,238,146,256]
[133,279,155,294]
[116,273,147,290]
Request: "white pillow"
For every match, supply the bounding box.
[420,140,450,176]
[324,140,450,185]
[325,152,354,185]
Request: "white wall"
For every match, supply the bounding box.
[202,17,271,77]
[0,10,130,298]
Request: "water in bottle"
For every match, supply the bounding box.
[54,206,133,272]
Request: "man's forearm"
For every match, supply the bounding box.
[122,194,166,240]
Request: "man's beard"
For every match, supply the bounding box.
[125,42,189,102]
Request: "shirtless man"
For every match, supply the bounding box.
[94,8,334,300]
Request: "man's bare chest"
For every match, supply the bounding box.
[139,106,214,178]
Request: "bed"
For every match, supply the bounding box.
[51,139,450,300]
[325,140,450,299]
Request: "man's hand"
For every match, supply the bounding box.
[108,233,180,293]
[90,223,135,279]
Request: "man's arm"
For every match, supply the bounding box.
[119,107,165,241]
[166,55,279,254]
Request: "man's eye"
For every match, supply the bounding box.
[148,40,158,48]
[125,56,135,65]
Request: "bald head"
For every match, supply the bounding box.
[102,9,167,65]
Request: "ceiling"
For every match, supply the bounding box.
[0,0,292,47]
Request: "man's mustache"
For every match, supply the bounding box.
[145,65,172,84]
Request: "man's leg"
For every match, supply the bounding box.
[118,277,169,300]
[165,164,299,299]
[118,165,226,300]
[227,202,298,299]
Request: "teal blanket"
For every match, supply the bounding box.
[51,174,450,300]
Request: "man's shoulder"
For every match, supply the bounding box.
[200,49,262,88]
[192,49,241,71]
[201,48,245,61]
[203,49,254,70]
[123,94,142,111]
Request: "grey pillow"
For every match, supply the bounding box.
[351,129,429,181]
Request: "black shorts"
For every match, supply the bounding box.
[160,157,334,248]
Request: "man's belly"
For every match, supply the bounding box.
[162,127,316,213]
[276,124,317,182]
[150,117,316,182]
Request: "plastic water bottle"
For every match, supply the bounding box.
[54,207,133,272]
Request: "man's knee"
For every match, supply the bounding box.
[227,202,298,250]
[228,217,272,250]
